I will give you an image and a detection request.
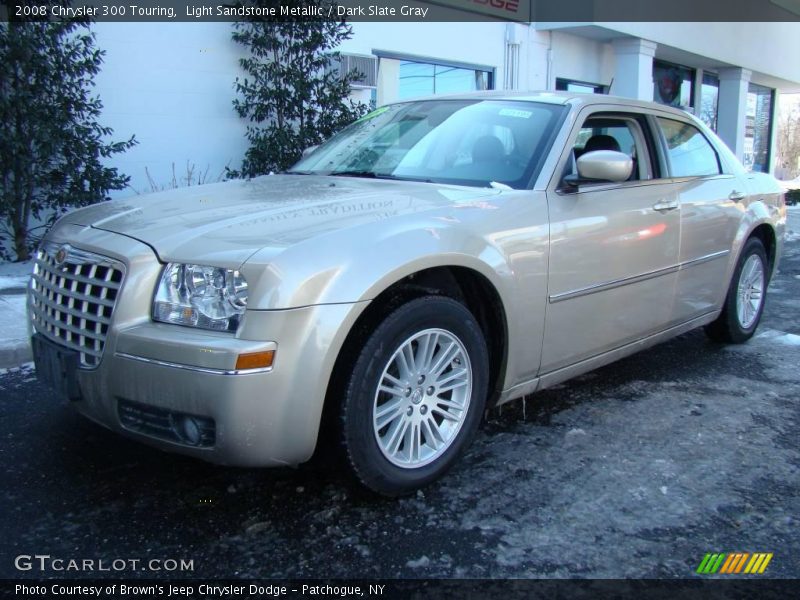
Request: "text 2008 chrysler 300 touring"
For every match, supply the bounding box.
[29,92,785,495]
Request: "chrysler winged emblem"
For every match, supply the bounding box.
[54,244,71,266]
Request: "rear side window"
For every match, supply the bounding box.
[656,117,720,177]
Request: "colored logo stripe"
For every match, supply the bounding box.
[697,553,725,574]
[720,553,748,573]
[744,553,773,574]
[697,552,773,574]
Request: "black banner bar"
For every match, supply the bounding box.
[2,579,798,600]
[2,0,800,23]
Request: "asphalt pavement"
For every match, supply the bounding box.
[1,210,798,580]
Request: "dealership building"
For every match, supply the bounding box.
[92,7,800,193]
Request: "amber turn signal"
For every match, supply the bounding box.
[235,350,275,370]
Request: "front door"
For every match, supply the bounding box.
[541,110,681,374]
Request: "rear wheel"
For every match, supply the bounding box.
[705,237,768,343]
[341,296,489,496]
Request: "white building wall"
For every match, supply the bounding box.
[94,21,513,196]
[601,22,800,89]
[90,21,800,198]
[93,23,248,198]
[549,31,615,90]
[342,22,507,68]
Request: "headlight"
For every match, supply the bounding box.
[153,263,248,332]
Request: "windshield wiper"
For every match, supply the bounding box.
[329,171,435,184]
[329,170,397,179]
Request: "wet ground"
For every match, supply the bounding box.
[1,211,798,580]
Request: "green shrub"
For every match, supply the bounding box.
[0,22,136,261]
[229,1,368,178]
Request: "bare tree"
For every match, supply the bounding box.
[776,96,800,180]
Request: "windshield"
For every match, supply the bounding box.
[290,100,565,189]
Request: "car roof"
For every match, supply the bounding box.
[393,90,695,120]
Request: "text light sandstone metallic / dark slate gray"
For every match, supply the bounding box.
[28,91,786,495]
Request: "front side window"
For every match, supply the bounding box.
[291,100,564,189]
[563,115,652,183]
[657,117,720,177]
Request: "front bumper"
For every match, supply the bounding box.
[32,224,367,467]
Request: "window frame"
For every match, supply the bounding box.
[744,82,776,174]
[552,108,660,194]
[375,52,496,100]
[699,71,720,132]
[555,78,608,95]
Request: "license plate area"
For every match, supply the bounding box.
[31,333,81,401]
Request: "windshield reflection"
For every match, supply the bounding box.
[290,100,564,190]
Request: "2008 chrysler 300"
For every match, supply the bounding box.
[29,92,786,495]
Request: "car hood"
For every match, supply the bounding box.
[63,175,501,266]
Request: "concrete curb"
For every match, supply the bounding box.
[0,340,32,370]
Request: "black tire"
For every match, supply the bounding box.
[705,237,769,343]
[341,296,489,496]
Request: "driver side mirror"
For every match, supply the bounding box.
[563,150,634,188]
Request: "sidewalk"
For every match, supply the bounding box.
[0,261,33,370]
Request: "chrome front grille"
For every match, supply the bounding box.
[29,244,125,368]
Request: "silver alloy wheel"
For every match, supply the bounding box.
[372,328,473,469]
[736,253,765,329]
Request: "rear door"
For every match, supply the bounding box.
[541,108,681,374]
[653,116,743,323]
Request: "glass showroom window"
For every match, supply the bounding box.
[744,83,775,173]
[653,60,694,109]
[556,78,606,94]
[699,72,720,131]
[398,60,493,100]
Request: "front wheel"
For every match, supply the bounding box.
[341,296,489,496]
[705,237,769,343]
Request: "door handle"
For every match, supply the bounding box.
[652,200,679,212]
[729,190,746,202]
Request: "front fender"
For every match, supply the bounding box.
[241,210,514,310]
[240,192,551,392]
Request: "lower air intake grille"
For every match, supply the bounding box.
[118,399,216,448]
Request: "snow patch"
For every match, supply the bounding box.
[755,329,800,346]
[566,428,586,436]
[772,332,800,346]
[0,295,30,364]
[0,259,33,284]
[0,274,29,292]
[406,556,430,569]
[0,362,34,377]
